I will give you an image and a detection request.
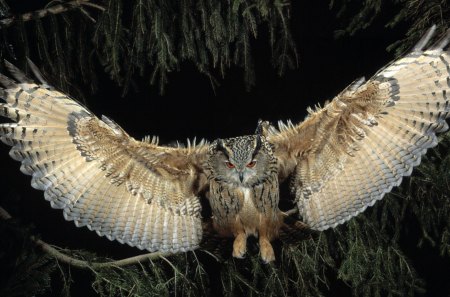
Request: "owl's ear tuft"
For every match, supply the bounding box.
[216,139,229,158]
[252,135,262,158]
[255,119,271,137]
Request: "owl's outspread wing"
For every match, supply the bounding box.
[269,26,450,231]
[0,62,209,253]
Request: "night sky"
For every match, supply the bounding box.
[1,1,449,296]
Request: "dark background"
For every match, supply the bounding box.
[1,1,448,296]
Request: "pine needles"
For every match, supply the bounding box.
[0,0,297,95]
[0,219,56,297]
[330,0,450,55]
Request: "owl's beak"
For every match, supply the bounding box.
[238,171,244,183]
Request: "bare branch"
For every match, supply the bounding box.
[0,0,105,28]
[0,205,170,269]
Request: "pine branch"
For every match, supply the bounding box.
[36,241,168,269]
[0,0,105,28]
[0,205,169,269]
[0,1,297,94]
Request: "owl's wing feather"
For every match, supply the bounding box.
[269,26,450,231]
[0,63,209,252]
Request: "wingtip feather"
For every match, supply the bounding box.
[4,60,31,83]
[431,28,450,50]
[26,58,51,88]
[412,25,437,52]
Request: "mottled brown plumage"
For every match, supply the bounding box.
[0,27,449,262]
[206,136,280,262]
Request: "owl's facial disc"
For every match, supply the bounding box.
[211,136,270,186]
[224,159,257,183]
[224,155,259,185]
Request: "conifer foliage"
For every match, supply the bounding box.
[330,0,450,55]
[0,0,297,95]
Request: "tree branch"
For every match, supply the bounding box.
[0,0,105,28]
[0,205,169,269]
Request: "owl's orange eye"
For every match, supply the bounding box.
[225,161,235,169]
[246,160,256,168]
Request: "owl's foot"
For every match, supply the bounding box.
[232,233,247,259]
[259,237,275,263]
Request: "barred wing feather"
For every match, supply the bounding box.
[0,63,209,252]
[269,27,450,230]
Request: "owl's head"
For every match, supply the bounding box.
[207,135,276,186]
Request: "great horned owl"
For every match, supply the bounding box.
[207,136,280,261]
[0,27,449,263]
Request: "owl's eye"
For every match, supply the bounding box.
[246,160,256,168]
[225,161,235,169]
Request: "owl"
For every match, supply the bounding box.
[0,26,449,263]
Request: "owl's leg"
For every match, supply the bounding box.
[258,213,281,263]
[259,236,275,263]
[232,232,248,258]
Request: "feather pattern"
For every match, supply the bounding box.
[0,63,210,252]
[268,27,450,230]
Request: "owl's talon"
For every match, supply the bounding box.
[232,251,246,259]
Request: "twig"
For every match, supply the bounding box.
[77,1,105,11]
[0,0,105,28]
[0,205,169,269]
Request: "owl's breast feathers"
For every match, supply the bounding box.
[208,171,281,238]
